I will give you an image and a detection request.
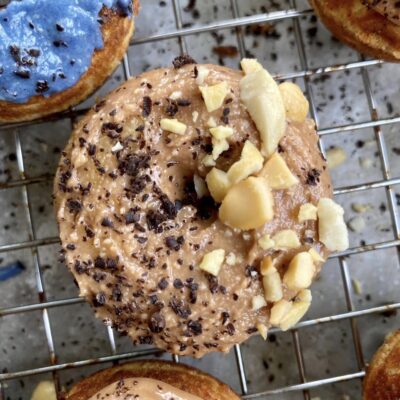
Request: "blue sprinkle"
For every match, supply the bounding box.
[0,261,25,281]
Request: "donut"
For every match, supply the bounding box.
[64,360,240,399]
[0,0,137,123]
[54,56,349,357]
[310,0,400,61]
[363,330,400,400]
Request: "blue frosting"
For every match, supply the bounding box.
[0,0,132,104]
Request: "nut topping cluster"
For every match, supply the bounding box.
[196,58,349,336]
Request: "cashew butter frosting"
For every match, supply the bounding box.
[88,378,202,400]
[54,59,332,357]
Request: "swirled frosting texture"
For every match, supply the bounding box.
[88,378,203,400]
[0,0,132,103]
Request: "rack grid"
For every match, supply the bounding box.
[1,1,400,399]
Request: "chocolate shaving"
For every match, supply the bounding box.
[139,336,153,345]
[158,277,169,290]
[172,54,197,69]
[101,122,123,138]
[149,312,165,333]
[36,80,49,93]
[170,296,191,319]
[226,322,235,336]
[74,260,87,274]
[207,274,219,294]
[118,154,150,177]
[112,287,122,302]
[221,107,230,124]
[94,100,106,112]
[88,144,96,156]
[94,256,106,269]
[142,96,152,117]
[166,99,179,117]
[165,236,181,251]
[93,292,106,307]
[187,319,202,336]
[177,99,191,107]
[85,226,95,238]
[173,278,184,289]
[159,194,177,219]
[213,45,239,58]
[245,265,259,280]
[101,217,113,228]
[146,210,167,232]
[184,0,196,11]
[14,69,30,79]
[221,311,230,325]
[66,199,82,214]
[125,208,140,224]
[306,168,321,186]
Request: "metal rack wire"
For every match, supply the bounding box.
[1,1,400,399]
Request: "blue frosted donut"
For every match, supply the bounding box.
[0,0,135,122]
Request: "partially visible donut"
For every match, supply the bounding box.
[65,360,240,400]
[0,0,137,123]
[363,0,400,26]
[364,330,400,400]
[54,57,348,357]
[310,0,400,61]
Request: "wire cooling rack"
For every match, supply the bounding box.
[1,0,400,399]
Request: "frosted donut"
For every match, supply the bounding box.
[65,360,240,400]
[310,0,400,61]
[0,0,137,123]
[54,57,348,357]
[364,330,400,400]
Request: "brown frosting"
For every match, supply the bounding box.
[54,60,332,357]
[88,378,203,400]
[364,0,400,25]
